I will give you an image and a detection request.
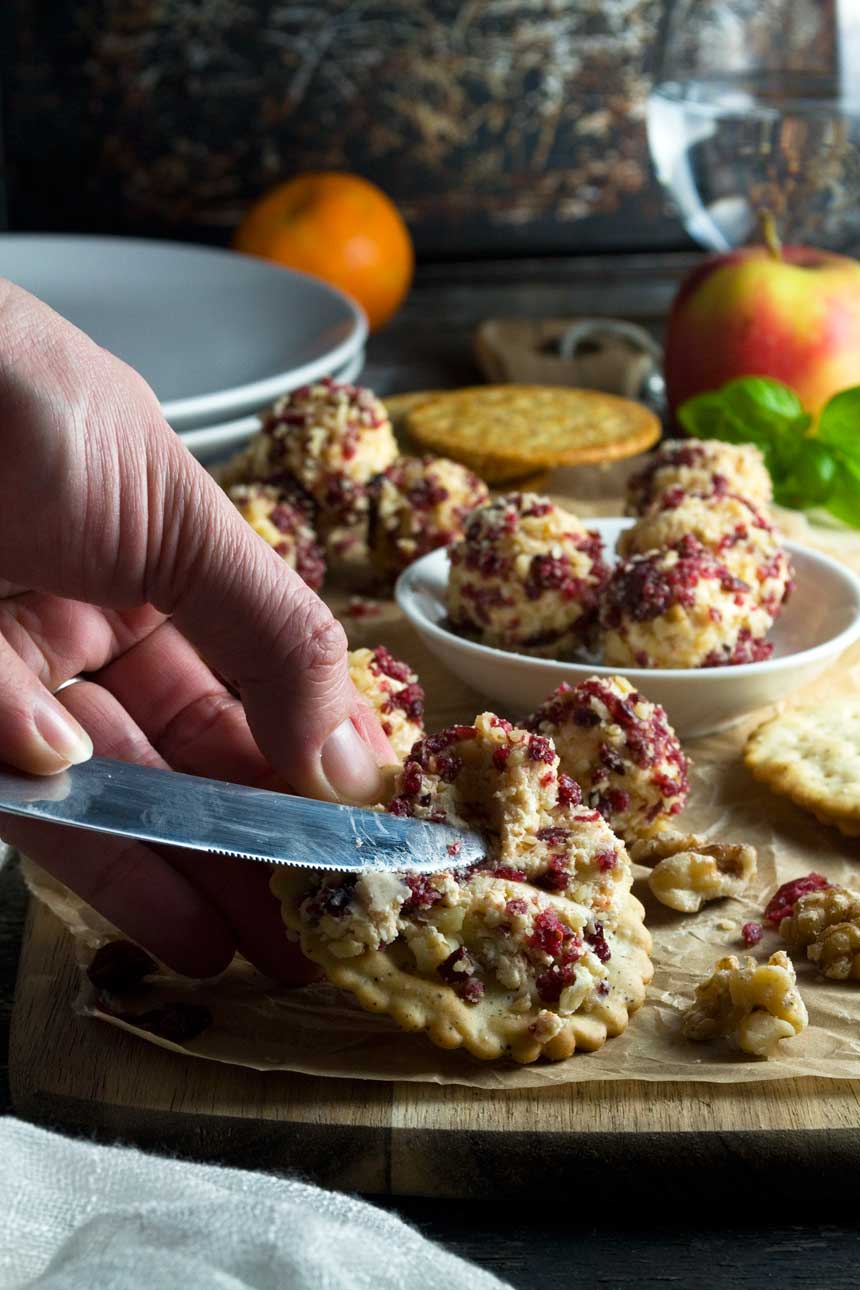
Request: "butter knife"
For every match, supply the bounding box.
[0,756,485,874]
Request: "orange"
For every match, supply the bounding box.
[234,172,414,331]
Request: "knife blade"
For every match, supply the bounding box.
[0,756,486,874]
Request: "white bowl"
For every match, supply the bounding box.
[395,517,860,738]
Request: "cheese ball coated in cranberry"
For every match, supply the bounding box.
[256,377,397,500]
[619,490,793,618]
[348,645,425,763]
[600,536,774,669]
[228,483,326,591]
[369,455,489,577]
[446,493,609,658]
[525,675,689,841]
[625,439,772,517]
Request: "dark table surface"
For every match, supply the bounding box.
[2,251,859,1288]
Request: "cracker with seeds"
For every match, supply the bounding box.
[404,384,660,483]
[745,700,860,836]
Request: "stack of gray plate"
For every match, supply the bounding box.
[0,234,368,467]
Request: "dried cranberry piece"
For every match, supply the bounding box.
[505,898,529,916]
[538,856,570,893]
[529,908,580,962]
[596,788,630,820]
[87,941,157,992]
[492,745,511,772]
[402,874,443,914]
[438,946,476,984]
[346,596,383,619]
[536,964,576,1003]
[398,762,423,796]
[557,773,582,807]
[536,826,571,844]
[742,922,764,947]
[436,753,463,783]
[595,849,617,872]
[489,716,513,731]
[586,921,611,963]
[371,645,413,684]
[492,865,527,882]
[437,947,484,1004]
[527,734,555,765]
[763,873,831,926]
[460,977,485,1004]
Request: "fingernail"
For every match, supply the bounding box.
[32,697,93,769]
[320,718,386,805]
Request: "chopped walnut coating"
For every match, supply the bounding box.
[779,885,860,949]
[681,950,808,1058]
[646,837,756,913]
[808,921,860,981]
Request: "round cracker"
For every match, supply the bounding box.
[745,699,860,833]
[404,384,660,483]
[382,390,440,451]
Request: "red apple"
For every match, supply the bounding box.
[664,244,860,422]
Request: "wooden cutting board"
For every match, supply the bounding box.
[11,900,860,1198]
[9,509,860,1197]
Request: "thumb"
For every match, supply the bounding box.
[151,442,394,803]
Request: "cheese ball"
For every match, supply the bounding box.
[228,483,326,591]
[600,536,774,669]
[255,377,398,502]
[348,646,425,763]
[446,493,609,657]
[525,675,689,841]
[368,455,489,578]
[625,439,772,517]
[619,490,793,618]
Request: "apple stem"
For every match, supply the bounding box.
[758,209,783,261]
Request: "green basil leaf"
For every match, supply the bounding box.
[825,457,860,527]
[718,376,807,430]
[817,387,860,458]
[778,440,838,506]
[677,391,733,441]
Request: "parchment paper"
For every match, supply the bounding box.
[23,489,860,1089]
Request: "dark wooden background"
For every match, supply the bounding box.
[0,0,691,254]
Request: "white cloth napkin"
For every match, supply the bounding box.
[0,1118,510,1290]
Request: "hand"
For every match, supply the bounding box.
[0,280,395,980]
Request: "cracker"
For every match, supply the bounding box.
[383,390,439,426]
[382,391,439,452]
[404,384,660,483]
[745,700,860,835]
[274,870,652,1064]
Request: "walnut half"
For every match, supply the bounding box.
[780,885,860,949]
[808,922,860,981]
[645,836,757,913]
[681,950,808,1058]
